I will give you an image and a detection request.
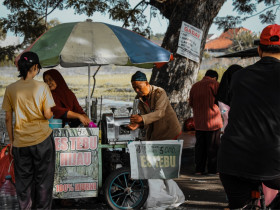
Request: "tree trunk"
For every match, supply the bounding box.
[149,0,226,126]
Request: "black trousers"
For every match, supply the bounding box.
[12,134,55,210]
[220,173,280,209]
[195,129,221,174]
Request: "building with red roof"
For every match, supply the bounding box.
[205,28,250,52]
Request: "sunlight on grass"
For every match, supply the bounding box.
[197,67,226,82]
[0,73,152,99]
[0,69,228,99]
[64,73,151,98]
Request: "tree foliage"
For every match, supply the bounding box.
[227,30,260,52]
[0,0,158,60]
[214,0,279,31]
[0,0,279,123]
[0,0,278,59]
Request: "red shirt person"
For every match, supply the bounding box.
[189,69,223,175]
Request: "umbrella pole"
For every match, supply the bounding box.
[87,64,91,118]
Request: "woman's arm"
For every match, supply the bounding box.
[44,107,53,119]
[66,111,91,126]
[67,91,90,125]
[43,84,55,119]
[5,111,13,155]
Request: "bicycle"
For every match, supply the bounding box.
[243,184,280,209]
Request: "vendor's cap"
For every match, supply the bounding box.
[260,24,280,46]
[131,71,147,82]
[19,51,42,69]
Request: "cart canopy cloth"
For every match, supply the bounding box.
[16,22,172,68]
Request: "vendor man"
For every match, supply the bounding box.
[127,71,181,140]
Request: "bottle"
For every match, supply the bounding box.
[1,132,5,144]
[64,122,70,128]
[1,176,17,209]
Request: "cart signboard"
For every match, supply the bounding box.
[128,140,183,179]
[52,128,99,199]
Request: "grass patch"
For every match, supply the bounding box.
[65,73,151,98]
[0,69,228,99]
[0,73,152,99]
[197,67,226,82]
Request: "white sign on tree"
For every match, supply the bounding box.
[177,21,203,62]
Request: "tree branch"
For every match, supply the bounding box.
[242,3,279,21]
[122,0,148,27]
[34,0,64,26]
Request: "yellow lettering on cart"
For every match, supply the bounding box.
[140,156,146,167]
[160,156,164,167]
[147,159,151,167]
[140,156,176,167]
[170,156,176,167]
[164,156,170,167]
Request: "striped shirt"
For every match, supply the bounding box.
[189,76,223,131]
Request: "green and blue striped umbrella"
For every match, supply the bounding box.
[18,21,172,69]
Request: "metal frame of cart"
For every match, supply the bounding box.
[52,127,149,210]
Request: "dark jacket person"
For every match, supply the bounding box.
[218,24,280,209]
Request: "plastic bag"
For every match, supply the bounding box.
[262,184,278,206]
[0,144,15,188]
[144,179,185,209]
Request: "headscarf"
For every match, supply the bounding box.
[43,69,85,119]
[216,64,243,105]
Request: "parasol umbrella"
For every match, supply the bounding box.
[16,21,172,117]
[17,21,172,68]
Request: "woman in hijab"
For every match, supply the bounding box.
[43,69,91,128]
[216,64,243,129]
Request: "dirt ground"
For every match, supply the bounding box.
[53,148,228,209]
[1,148,228,210]
[173,148,228,209]
[51,148,228,209]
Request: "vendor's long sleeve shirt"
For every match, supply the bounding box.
[137,85,181,140]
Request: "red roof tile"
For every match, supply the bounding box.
[205,38,233,50]
[205,28,250,50]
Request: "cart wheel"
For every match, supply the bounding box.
[104,167,149,210]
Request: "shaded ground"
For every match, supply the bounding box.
[174,148,227,209]
[1,148,228,210]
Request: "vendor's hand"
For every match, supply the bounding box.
[127,123,140,131]
[130,114,143,124]
[79,114,91,126]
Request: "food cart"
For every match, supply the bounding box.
[51,104,150,210]
[12,21,184,209]
[51,112,183,209]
